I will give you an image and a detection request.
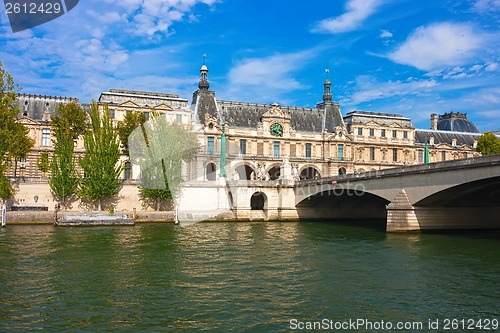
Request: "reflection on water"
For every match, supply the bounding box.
[0,223,499,332]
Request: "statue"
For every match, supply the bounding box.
[256,163,266,180]
[291,164,299,180]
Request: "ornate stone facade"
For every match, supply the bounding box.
[190,64,481,183]
[8,64,483,210]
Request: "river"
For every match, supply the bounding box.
[0,222,498,332]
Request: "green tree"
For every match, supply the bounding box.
[117,111,146,157]
[49,102,87,206]
[37,151,50,175]
[78,102,122,210]
[477,132,500,156]
[131,115,199,211]
[10,122,35,177]
[0,62,34,201]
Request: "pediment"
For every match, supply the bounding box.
[365,120,380,126]
[118,101,140,108]
[388,122,404,128]
[153,103,174,111]
[262,103,290,120]
[17,116,40,125]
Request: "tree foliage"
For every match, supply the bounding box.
[78,102,122,210]
[37,151,50,174]
[49,102,87,204]
[477,132,500,156]
[117,111,146,157]
[130,115,199,210]
[0,62,34,200]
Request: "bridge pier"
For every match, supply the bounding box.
[386,189,420,232]
[387,189,500,232]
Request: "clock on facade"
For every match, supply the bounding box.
[270,123,283,137]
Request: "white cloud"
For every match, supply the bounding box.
[386,22,493,71]
[343,75,438,106]
[473,0,500,13]
[104,0,218,37]
[485,62,498,71]
[224,51,316,103]
[312,0,381,34]
[380,29,393,38]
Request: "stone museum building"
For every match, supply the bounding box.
[7,63,485,210]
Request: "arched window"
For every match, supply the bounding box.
[338,167,346,176]
[250,192,267,210]
[206,162,217,181]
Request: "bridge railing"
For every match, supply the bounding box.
[296,154,500,187]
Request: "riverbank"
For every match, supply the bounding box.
[4,211,175,225]
[3,210,239,225]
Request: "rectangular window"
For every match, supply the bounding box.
[305,143,312,160]
[442,151,446,161]
[392,130,397,138]
[337,144,344,161]
[207,136,214,154]
[358,127,363,135]
[370,147,375,161]
[463,152,467,159]
[239,139,247,156]
[403,131,408,139]
[19,156,26,164]
[42,128,51,146]
[381,129,386,137]
[176,114,183,123]
[418,150,423,163]
[273,141,280,157]
[126,110,131,117]
[144,111,150,120]
[290,143,296,157]
[257,142,264,156]
[392,148,398,162]
[109,109,115,118]
[369,128,374,137]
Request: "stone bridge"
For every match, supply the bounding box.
[180,155,500,231]
[294,154,500,231]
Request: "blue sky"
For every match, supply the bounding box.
[1,0,499,130]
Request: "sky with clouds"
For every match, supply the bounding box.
[1,0,499,130]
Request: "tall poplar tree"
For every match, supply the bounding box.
[78,102,122,210]
[0,62,34,201]
[49,102,87,207]
[130,115,199,211]
[117,111,146,157]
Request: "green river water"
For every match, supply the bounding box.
[0,222,498,332]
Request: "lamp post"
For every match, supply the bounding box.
[219,120,227,179]
[424,138,429,164]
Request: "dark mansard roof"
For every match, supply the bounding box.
[415,129,481,147]
[218,100,335,132]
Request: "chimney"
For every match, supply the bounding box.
[430,113,438,130]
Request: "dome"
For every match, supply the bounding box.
[437,112,479,133]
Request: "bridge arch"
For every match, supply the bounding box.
[414,176,500,207]
[296,188,389,221]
